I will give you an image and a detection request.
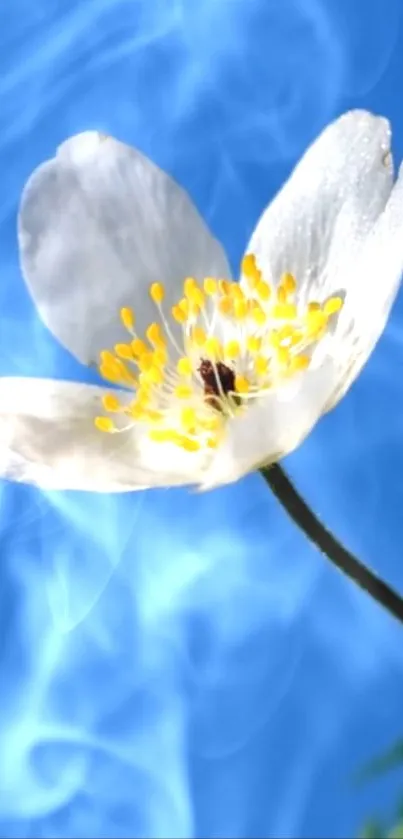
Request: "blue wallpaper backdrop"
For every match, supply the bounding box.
[1,0,403,836]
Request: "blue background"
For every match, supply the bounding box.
[1,0,403,836]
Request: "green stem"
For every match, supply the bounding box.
[261,463,403,624]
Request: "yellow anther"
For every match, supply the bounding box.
[180,406,197,432]
[148,428,200,451]
[148,428,174,442]
[131,338,148,357]
[207,436,219,449]
[177,357,193,376]
[323,296,343,315]
[234,298,248,319]
[308,301,321,312]
[100,350,118,367]
[115,343,133,360]
[224,340,240,359]
[189,287,205,308]
[153,347,167,366]
[99,364,122,385]
[235,375,249,394]
[229,283,244,300]
[205,336,222,358]
[256,280,271,301]
[172,304,187,324]
[254,355,269,375]
[191,326,206,347]
[290,354,310,372]
[120,307,135,330]
[241,254,261,289]
[146,322,165,347]
[184,277,197,298]
[138,352,154,372]
[174,383,194,399]
[277,347,290,366]
[189,302,202,318]
[250,304,267,326]
[178,298,189,315]
[218,296,233,316]
[178,436,201,452]
[95,416,115,432]
[306,309,327,336]
[130,391,151,416]
[136,408,163,423]
[242,254,257,274]
[276,285,287,304]
[277,324,295,343]
[199,416,221,432]
[102,394,122,412]
[204,277,218,295]
[150,282,165,304]
[246,335,262,353]
[272,303,298,320]
[281,273,297,295]
[142,365,164,385]
[219,279,231,295]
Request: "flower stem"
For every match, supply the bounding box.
[260,463,403,624]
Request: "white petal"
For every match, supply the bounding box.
[324,159,403,410]
[0,378,204,492]
[19,133,230,366]
[242,111,393,302]
[200,359,336,490]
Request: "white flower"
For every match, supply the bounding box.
[1,109,402,492]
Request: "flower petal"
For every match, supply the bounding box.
[324,159,403,410]
[199,359,336,490]
[19,133,230,366]
[0,378,204,492]
[242,110,393,302]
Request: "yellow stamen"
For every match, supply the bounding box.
[115,343,133,360]
[191,326,206,347]
[281,273,296,295]
[174,383,194,399]
[323,296,343,315]
[172,304,187,324]
[254,355,269,376]
[225,340,240,359]
[181,406,197,433]
[234,298,248,319]
[131,338,148,357]
[250,304,267,326]
[290,354,310,372]
[146,322,165,347]
[150,282,165,304]
[120,307,135,330]
[204,277,218,295]
[235,375,249,394]
[102,394,122,412]
[218,296,233,316]
[205,336,222,358]
[184,277,197,298]
[95,416,115,432]
[272,303,298,320]
[256,280,271,301]
[177,357,193,376]
[246,335,262,353]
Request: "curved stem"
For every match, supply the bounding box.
[260,463,403,624]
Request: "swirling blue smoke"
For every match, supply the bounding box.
[1,0,403,836]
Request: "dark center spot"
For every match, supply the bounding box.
[198,359,238,411]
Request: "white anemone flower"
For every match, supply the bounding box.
[1,109,403,493]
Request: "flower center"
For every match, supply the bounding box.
[94,254,343,452]
[198,359,238,411]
